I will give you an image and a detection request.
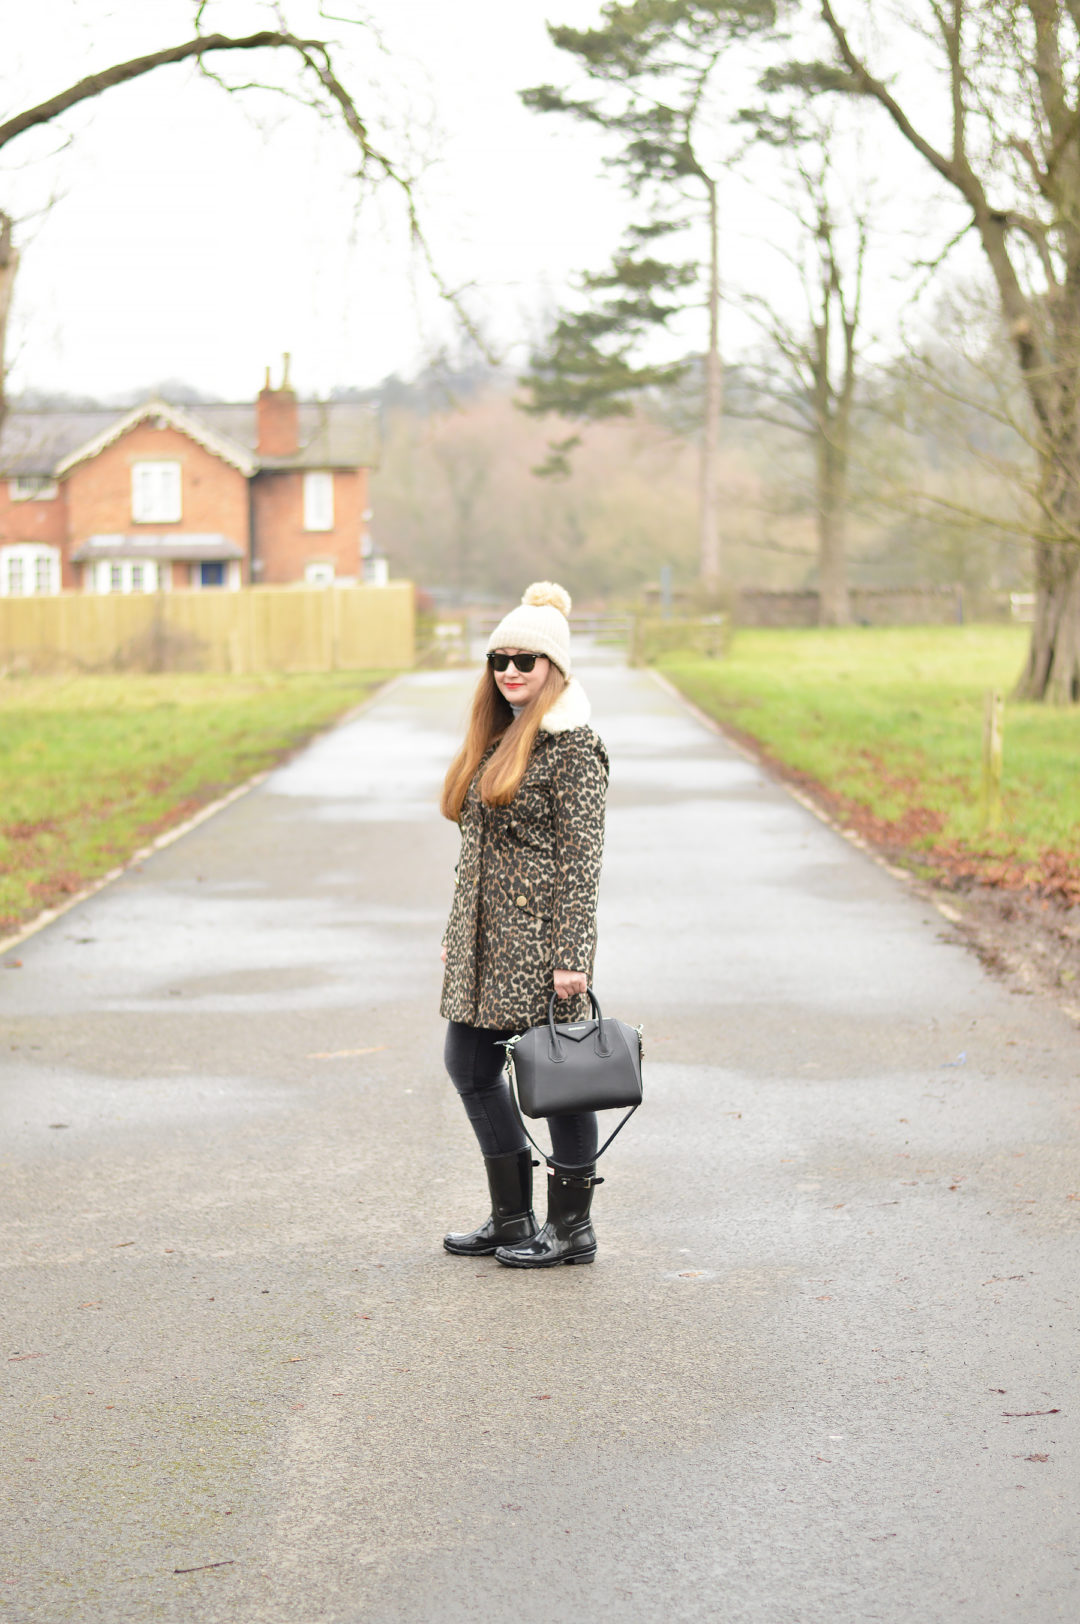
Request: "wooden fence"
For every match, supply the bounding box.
[0,583,415,674]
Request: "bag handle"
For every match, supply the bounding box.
[545,988,613,1062]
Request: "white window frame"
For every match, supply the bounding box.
[9,476,59,502]
[93,559,159,594]
[304,560,335,587]
[0,544,61,596]
[303,470,334,532]
[131,461,182,523]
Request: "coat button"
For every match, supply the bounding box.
[516,895,527,907]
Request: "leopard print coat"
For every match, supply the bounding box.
[440,677,609,1032]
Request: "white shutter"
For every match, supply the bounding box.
[164,464,181,519]
[303,471,334,532]
[132,464,153,521]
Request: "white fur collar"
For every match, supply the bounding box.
[540,676,591,734]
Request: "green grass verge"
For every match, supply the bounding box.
[659,625,1080,894]
[0,670,390,932]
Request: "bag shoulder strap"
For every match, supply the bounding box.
[502,1048,639,1174]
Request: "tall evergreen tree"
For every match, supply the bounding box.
[519,0,788,587]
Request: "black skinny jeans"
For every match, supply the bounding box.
[444,1020,598,1169]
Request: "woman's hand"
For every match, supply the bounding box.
[553,969,587,1000]
[440,944,447,964]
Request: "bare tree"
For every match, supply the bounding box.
[736,138,867,624]
[873,282,1041,596]
[810,208,861,625]
[803,1,1080,699]
[431,438,492,599]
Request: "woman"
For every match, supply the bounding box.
[439,582,609,1268]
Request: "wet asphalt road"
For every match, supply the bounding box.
[2,655,1079,1624]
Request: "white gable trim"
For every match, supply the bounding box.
[54,399,258,479]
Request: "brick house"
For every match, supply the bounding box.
[0,364,379,595]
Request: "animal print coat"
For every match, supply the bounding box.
[440,677,609,1032]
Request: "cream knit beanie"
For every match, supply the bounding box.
[486,582,573,675]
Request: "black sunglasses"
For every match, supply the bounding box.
[487,651,542,673]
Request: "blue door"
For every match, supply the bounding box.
[199,561,226,588]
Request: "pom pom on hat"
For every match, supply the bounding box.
[522,581,572,615]
[486,579,573,675]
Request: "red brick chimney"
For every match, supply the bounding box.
[256,354,299,457]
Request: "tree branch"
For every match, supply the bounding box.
[1003,209,1059,287]
[819,1,981,206]
[0,32,329,151]
[908,485,1074,548]
[0,25,493,363]
[1007,133,1050,196]
[1029,2,1072,151]
[724,403,814,438]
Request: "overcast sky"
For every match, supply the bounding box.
[2,0,971,404]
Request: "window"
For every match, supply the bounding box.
[95,559,159,594]
[131,461,182,523]
[10,476,58,502]
[0,545,60,596]
[190,559,237,590]
[303,471,334,532]
[304,561,335,587]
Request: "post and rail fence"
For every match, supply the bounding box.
[466,611,636,644]
[0,582,415,676]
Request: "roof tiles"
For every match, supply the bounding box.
[0,399,379,477]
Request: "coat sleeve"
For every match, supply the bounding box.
[550,729,609,973]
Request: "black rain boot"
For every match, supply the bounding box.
[443,1149,538,1256]
[494,1163,600,1268]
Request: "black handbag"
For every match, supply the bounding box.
[501,990,643,1166]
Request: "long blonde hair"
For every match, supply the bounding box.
[441,660,567,820]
